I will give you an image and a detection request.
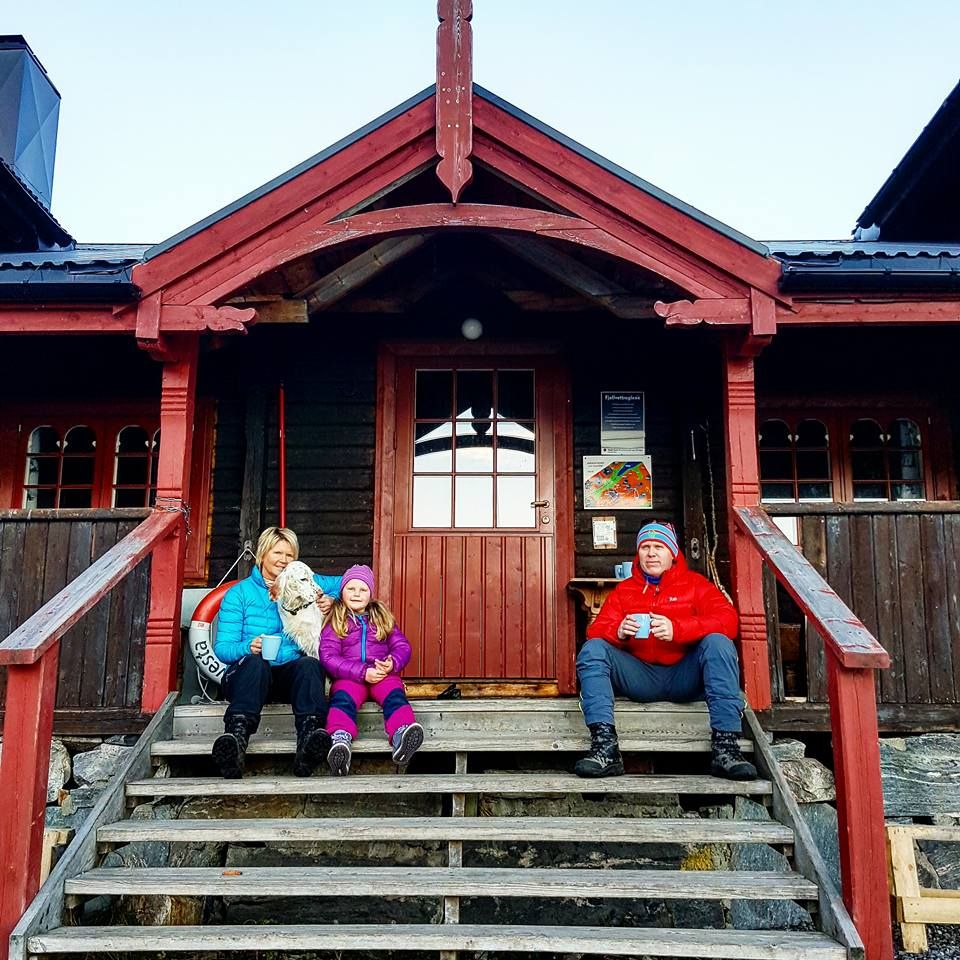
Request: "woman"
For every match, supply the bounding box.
[211,526,341,778]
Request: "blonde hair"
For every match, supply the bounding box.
[255,526,300,568]
[328,598,396,640]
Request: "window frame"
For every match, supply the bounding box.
[757,401,954,503]
[0,400,215,584]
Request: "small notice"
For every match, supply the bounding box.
[601,391,645,455]
[583,456,653,510]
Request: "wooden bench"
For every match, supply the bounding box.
[887,823,960,953]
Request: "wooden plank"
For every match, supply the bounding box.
[763,701,960,733]
[763,565,784,703]
[27,924,849,958]
[0,511,177,665]
[97,816,794,845]
[872,515,906,704]
[126,772,773,799]
[7,695,176,960]
[896,514,930,702]
[899,896,960,924]
[237,384,267,581]
[150,734,751,756]
[65,866,818,900]
[38,829,70,887]
[78,521,118,708]
[885,825,960,842]
[887,826,929,953]
[55,521,93,708]
[764,501,960,516]
[920,514,954,702]
[945,514,960,703]
[735,507,890,669]
[800,515,827,701]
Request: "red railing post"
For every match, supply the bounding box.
[722,340,771,710]
[142,334,199,712]
[827,655,894,960]
[0,649,60,956]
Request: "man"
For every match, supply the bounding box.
[575,521,756,781]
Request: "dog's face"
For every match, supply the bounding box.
[276,560,317,610]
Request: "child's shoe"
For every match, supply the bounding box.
[391,722,424,765]
[327,730,352,776]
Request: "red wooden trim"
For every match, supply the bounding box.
[734,505,891,668]
[0,306,132,334]
[827,657,895,960]
[472,97,784,299]
[0,647,59,952]
[183,399,216,584]
[778,299,960,326]
[0,510,178,665]
[133,97,437,299]
[372,345,399,608]
[655,297,750,326]
[143,336,199,711]
[435,0,474,202]
[722,346,772,710]
[472,136,745,301]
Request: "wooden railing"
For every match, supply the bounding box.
[735,506,893,960]
[0,509,179,958]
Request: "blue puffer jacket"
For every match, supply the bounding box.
[214,567,342,666]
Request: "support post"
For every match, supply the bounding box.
[142,334,199,712]
[722,338,771,709]
[0,650,60,957]
[827,655,894,960]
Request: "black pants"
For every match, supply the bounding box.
[222,655,326,734]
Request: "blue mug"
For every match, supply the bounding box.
[614,561,632,580]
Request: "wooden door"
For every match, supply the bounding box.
[375,346,574,691]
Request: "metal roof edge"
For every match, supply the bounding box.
[143,85,437,263]
[474,84,769,259]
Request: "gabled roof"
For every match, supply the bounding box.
[856,79,960,242]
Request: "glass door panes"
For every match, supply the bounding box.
[413,367,537,528]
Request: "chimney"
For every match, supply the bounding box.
[0,35,60,208]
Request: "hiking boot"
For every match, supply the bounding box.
[711,728,757,781]
[391,722,424,766]
[327,731,353,776]
[574,722,625,778]
[293,715,332,778]
[212,713,256,779]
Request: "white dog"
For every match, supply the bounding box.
[274,560,324,658]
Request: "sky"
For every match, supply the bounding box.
[8,1,960,245]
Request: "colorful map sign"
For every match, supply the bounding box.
[582,456,653,510]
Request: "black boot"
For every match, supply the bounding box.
[574,722,625,778]
[293,715,332,778]
[711,729,757,781]
[212,713,256,779]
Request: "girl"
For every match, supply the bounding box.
[319,564,423,775]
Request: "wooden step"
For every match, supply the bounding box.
[98,816,794,845]
[151,733,751,756]
[64,866,818,900]
[172,698,723,741]
[126,772,773,799]
[27,923,847,958]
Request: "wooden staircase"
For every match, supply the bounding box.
[13,696,861,959]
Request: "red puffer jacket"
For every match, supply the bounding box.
[588,551,738,666]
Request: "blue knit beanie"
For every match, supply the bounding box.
[636,521,680,558]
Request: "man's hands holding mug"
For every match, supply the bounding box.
[617,613,674,642]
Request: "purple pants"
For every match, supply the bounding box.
[326,674,416,738]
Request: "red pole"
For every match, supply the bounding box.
[278,382,287,527]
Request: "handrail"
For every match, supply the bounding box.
[0,510,178,667]
[734,505,890,669]
[734,503,894,960]
[762,500,960,516]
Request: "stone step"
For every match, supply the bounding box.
[172,698,724,741]
[151,733,752,756]
[98,816,794,845]
[28,923,847,958]
[64,866,818,900]
[126,772,773,799]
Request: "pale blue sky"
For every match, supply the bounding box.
[8,1,959,245]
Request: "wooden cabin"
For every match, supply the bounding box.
[1,20,958,960]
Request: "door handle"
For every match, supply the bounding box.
[530,500,550,508]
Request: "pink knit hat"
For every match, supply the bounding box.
[341,564,375,595]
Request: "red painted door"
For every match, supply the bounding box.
[377,349,573,687]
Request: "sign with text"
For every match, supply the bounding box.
[583,456,653,510]
[600,391,645,455]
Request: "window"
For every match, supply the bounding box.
[759,406,946,503]
[1,403,216,584]
[411,367,537,528]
